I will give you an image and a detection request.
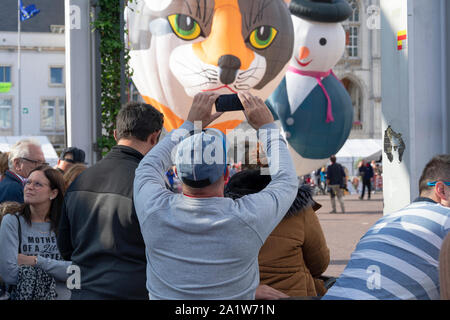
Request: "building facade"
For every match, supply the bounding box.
[0,1,65,148]
[0,0,381,150]
[334,0,382,139]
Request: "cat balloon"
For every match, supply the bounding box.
[126,0,294,133]
[266,0,354,175]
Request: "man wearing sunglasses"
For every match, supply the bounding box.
[323,154,450,300]
[55,147,86,174]
[0,139,46,203]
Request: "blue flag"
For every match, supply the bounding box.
[19,0,40,21]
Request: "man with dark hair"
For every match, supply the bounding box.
[323,154,450,300]
[57,102,163,300]
[359,160,374,200]
[55,147,86,174]
[326,155,346,213]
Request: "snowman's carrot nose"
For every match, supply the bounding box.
[298,46,310,60]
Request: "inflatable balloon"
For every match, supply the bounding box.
[266,0,354,175]
[126,0,294,133]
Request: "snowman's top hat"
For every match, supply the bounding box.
[290,0,352,23]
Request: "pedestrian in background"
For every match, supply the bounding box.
[326,155,346,213]
[55,147,86,174]
[0,139,47,204]
[359,161,374,200]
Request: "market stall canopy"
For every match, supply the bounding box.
[335,139,382,176]
[0,136,59,167]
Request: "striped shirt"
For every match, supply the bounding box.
[323,199,450,300]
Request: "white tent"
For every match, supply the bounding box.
[335,139,382,177]
[0,136,59,167]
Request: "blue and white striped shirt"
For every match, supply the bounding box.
[323,199,450,300]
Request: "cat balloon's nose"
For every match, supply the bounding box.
[218,55,241,84]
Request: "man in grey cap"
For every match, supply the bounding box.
[55,147,86,174]
[134,92,298,300]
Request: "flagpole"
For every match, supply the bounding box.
[17,0,22,136]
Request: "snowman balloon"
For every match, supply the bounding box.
[267,0,353,176]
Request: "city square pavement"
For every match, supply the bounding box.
[314,191,384,278]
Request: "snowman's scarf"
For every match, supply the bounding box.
[287,66,337,123]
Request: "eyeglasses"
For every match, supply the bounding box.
[24,179,49,189]
[427,181,450,187]
[21,157,49,166]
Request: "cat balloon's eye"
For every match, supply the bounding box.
[168,14,202,40]
[319,37,327,46]
[248,26,278,49]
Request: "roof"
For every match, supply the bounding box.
[0,0,64,33]
[336,139,382,160]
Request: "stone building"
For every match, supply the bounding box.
[334,0,382,139]
[0,1,65,148]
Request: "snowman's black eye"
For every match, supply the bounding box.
[319,38,327,46]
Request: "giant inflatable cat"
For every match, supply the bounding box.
[126,0,294,133]
[267,0,354,176]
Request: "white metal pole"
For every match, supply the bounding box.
[441,0,448,153]
[17,0,22,136]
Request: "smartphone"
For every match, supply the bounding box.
[215,94,244,112]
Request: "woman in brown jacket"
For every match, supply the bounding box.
[225,169,330,297]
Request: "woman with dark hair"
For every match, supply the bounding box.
[225,169,330,298]
[0,165,72,300]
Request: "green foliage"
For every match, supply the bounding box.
[92,0,132,156]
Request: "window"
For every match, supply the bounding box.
[40,97,65,131]
[0,66,11,83]
[49,67,64,85]
[344,0,360,58]
[347,26,359,57]
[342,78,363,130]
[0,97,12,129]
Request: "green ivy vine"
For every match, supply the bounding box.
[92,0,133,156]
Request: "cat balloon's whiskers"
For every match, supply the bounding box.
[188,81,219,89]
[234,83,251,90]
[236,75,259,83]
[238,67,264,76]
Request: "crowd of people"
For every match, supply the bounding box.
[0,92,448,300]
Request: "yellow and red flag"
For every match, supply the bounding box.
[397,30,407,50]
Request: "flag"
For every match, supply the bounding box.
[19,0,40,21]
[397,30,407,51]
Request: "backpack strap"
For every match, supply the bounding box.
[13,214,22,254]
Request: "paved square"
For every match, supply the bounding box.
[314,192,384,277]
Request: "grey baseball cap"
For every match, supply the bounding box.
[175,129,227,188]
